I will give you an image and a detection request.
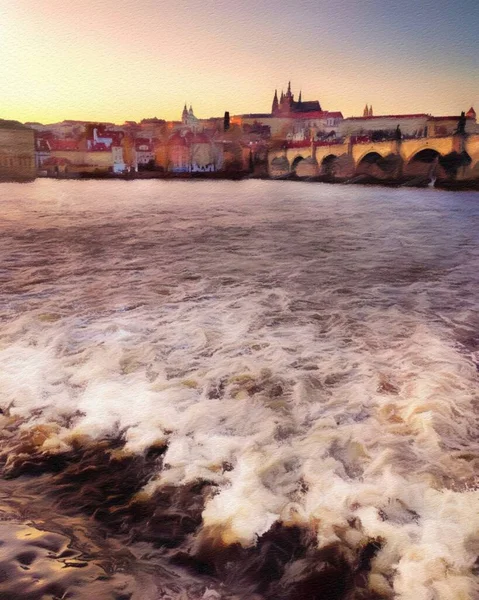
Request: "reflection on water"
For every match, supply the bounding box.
[0,180,478,599]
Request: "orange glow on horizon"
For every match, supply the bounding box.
[1,0,478,124]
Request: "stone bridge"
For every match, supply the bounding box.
[268,134,479,182]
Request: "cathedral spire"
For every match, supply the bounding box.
[298,90,302,103]
[272,89,279,114]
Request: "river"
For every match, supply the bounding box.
[0,179,478,599]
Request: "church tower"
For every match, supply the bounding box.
[363,104,369,117]
[272,89,279,114]
[182,103,188,124]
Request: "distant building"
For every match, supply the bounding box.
[160,129,222,173]
[341,108,477,139]
[0,120,35,181]
[426,111,476,137]
[167,131,191,172]
[181,104,201,132]
[341,113,430,139]
[232,82,342,140]
[272,81,322,117]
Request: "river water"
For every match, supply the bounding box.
[0,179,478,600]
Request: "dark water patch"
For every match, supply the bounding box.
[174,523,384,600]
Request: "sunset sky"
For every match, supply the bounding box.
[1,0,478,124]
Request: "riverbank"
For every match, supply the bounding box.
[11,170,479,190]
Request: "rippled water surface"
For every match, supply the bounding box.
[0,179,478,599]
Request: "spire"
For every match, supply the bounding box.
[280,90,284,102]
[369,105,373,117]
[298,90,302,103]
[363,104,369,117]
[287,81,291,95]
[272,89,279,114]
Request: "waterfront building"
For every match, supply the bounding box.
[34,132,52,168]
[190,132,219,172]
[167,131,191,172]
[134,138,156,168]
[163,130,222,173]
[0,120,35,181]
[112,144,126,173]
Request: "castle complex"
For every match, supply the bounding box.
[272,82,322,117]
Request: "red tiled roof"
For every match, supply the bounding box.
[49,139,80,151]
[325,112,343,119]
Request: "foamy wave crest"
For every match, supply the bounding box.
[1,180,479,599]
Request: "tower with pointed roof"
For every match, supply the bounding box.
[466,107,476,119]
[271,82,322,116]
[272,89,279,114]
[182,104,188,125]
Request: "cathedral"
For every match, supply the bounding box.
[181,104,200,131]
[271,82,322,117]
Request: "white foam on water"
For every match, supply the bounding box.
[1,180,479,598]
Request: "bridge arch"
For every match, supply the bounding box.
[405,148,444,179]
[408,148,442,163]
[354,149,389,167]
[356,152,383,176]
[269,155,290,178]
[291,155,305,172]
[321,154,339,177]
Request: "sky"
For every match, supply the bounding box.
[1,0,478,124]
